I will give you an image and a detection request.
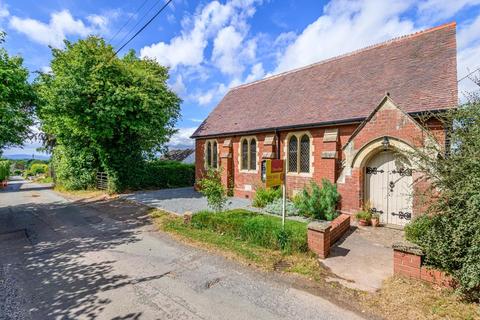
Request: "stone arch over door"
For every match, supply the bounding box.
[352,137,415,226]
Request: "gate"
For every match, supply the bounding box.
[96,172,108,190]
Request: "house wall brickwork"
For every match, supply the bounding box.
[194,99,446,220]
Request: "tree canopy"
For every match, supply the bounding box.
[0,32,35,153]
[35,36,181,191]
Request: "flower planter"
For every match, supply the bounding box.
[371,218,380,227]
[358,219,370,226]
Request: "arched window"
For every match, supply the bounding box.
[205,140,218,169]
[300,135,310,173]
[287,133,311,174]
[249,139,256,170]
[288,135,298,172]
[241,139,248,170]
[206,141,212,167]
[240,137,257,171]
[212,141,218,168]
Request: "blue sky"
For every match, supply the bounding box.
[1,0,480,156]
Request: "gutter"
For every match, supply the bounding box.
[190,117,366,139]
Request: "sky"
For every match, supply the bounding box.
[1,0,480,157]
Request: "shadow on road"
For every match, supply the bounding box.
[0,194,160,319]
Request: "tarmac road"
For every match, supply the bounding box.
[0,178,365,320]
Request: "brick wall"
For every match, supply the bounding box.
[330,214,351,244]
[194,106,446,218]
[393,245,455,288]
[307,214,351,259]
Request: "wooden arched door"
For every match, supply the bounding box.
[364,151,413,226]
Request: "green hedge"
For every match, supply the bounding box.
[191,209,308,253]
[0,161,10,181]
[131,160,195,189]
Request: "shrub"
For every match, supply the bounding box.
[406,89,480,300]
[405,214,432,244]
[355,210,372,222]
[30,163,48,175]
[294,179,340,220]
[252,186,281,207]
[191,209,308,252]
[198,168,227,212]
[264,198,299,216]
[0,161,10,181]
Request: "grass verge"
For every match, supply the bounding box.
[364,276,480,320]
[150,208,480,320]
[54,186,110,200]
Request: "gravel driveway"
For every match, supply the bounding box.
[0,179,365,320]
[120,187,260,214]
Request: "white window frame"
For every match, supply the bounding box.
[204,139,219,169]
[238,136,258,173]
[284,131,314,177]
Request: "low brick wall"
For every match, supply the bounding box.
[330,214,351,244]
[393,242,455,288]
[308,214,351,259]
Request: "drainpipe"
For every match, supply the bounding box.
[275,129,280,159]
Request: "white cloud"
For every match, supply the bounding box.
[140,0,258,70]
[9,10,108,47]
[169,74,186,95]
[245,62,264,82]
[417,0,480,23]
[212,26,245,75]
[197,91,214,106]
[274,0,416,73]
[168,127,196,148]
[457,15,480,98]
[0,0,8,19]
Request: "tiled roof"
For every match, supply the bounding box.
[192,22,458,138]
[161,149,195,162]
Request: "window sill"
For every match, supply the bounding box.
[286,172,312,178]
[239,169,258,174]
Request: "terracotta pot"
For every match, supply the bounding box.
[358,219,370,226]
[371,218,380,227]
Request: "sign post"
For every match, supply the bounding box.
[261,159,285,227]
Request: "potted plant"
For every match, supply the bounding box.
[355,210,372,226]
[371,212,380,227]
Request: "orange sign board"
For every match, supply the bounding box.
[263,159,284,188]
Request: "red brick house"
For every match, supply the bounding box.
[191,22,457,227]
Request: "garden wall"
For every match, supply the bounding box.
[307,213,351,259]
[393,243,455,288]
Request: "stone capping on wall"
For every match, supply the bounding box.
[393,242,456,288]
[307,214,351,259]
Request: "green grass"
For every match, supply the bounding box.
[190,209,308,253]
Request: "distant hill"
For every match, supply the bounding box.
[2,154,50,160]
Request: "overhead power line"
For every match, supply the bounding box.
[108,0,150,44]
[458,66,480,83]
[114,0,173,56]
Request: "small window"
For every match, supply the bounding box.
[206,141,212,167]
[212,141,218,168]
[288,135,298,172]
[241,139,248,170]
[240,137,257,171]
[249,139,256,170]
[287,133,311,174]
[205,140,218,169]
[300,135,310,173]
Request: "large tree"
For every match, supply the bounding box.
[35,37,181,191]
[0,32,34,153]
